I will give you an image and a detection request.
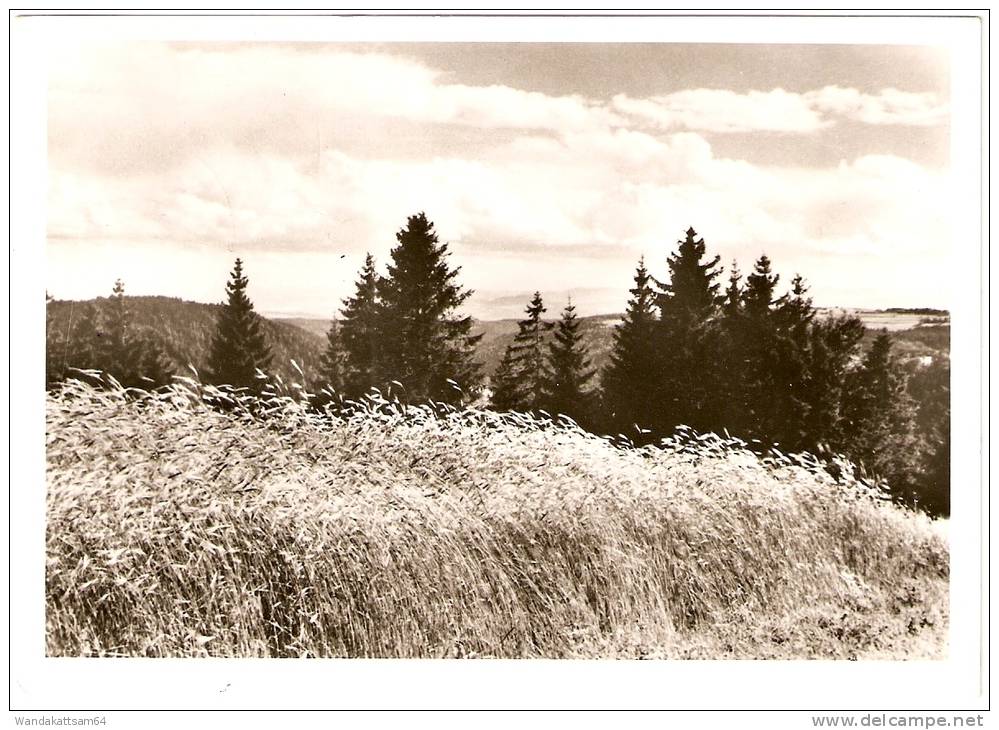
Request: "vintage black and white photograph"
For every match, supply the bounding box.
[10,9,987,716]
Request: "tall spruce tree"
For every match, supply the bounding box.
[713,260,753,436]
[100,279,172,388]
[545,299,596,423]
[376,212,481,404]
[490,291,552,412]
[65,302,102,376]
[45,298,102,386]
[489,348,523,412]
[840,333,923,504]
[206,258,273,390]
[722,260,742,318]
[337,253,382,397]
[653,227,723,433]
[803,313,865,452]
[737,254,785,440]
[318,318,346,394]
[742,254,780,318]
[907,357,950,516]
[768,274,816,449]
[103,279,132,374]
[602,257,659,433]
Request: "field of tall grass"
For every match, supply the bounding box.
[46,378,948,659]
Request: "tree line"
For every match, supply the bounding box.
[45,280,174,389]
[45,213,949,516]
[489,227,947,515]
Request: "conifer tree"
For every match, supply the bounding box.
[376,212,481,403]
[337,254,382,397]
[47,301,102,384]
[133,334,173,388]
[742,254,780,319]
[657,227,723,323]
[489,348,523,412]
[840,333,922,504]
[318,318,346,394]
[95,279,173,389]
[713,260,752,436]
[103,279,132,373]
[545,299,596,423]
[803,314,865,451]
[768,274,816,448]
[489,292,552,412]
[601,257,659,433]
[653,227,723,433]
[907,358,950,516]
[206,258,273,390]
[736,254,785,440]
[722,260,742,318]
[46,292,65,387]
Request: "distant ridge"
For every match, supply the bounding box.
[46,296,326,386]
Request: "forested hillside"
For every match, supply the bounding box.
[46,295,326,386]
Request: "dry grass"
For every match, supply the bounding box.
[46,377,948,658]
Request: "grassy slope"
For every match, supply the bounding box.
[46,381,948,659]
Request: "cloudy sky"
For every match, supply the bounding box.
[47,41,952,318]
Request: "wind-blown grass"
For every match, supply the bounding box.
[46,378,948,658]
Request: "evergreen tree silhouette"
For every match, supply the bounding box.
[102,279,132,374]
[742,254,780,318]
[601,257,659,435]
[45,292,60,387]
[713,260,752,436]
[545,299,596,423]
[377,212,481,403]
[46,299,102,386]
[769,274,817,449]
[722,260,742,318]
[907,357,950,516]
[653,227,723,433]
[206,258,273,390]
[317,318,346,399]
[490,291,552,411]
[489,347,523,412]
[737,254,785,440]
[798,313,865,454]
[840,333,922,504]
[337,253,382,397]
[133,333,173,388]
[98,279,172,388]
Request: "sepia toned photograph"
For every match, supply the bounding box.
[10,9,987,716]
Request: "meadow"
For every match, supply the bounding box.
[46,378,948,659]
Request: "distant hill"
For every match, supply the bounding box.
[47,296,326,386]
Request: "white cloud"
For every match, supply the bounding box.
[613,86,948,133]
[806,86,949,126]
[48,121,950,310]
[46,43,953,312]
[613,89,829,133]
[48,43,620,177]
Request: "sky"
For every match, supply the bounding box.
[46,41,953,319]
